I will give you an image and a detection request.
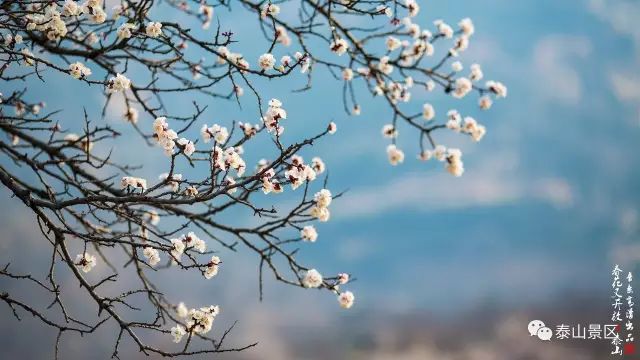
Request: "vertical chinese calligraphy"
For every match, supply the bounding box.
[624,271,635,355]
[612,265,624,355]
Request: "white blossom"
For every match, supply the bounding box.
[177,138,195,156]
[470,63,483,81]
[106,73,131,93]
[459,18,475,36]
[201,124,229,144]
[452,77,472,98]
[62,0,81,16]
[314,189,332,208]
[311,157,325,174]
[342,68,354,81]
[337,273,349,285]
[117,23,135,40]
[302,269,323,288]
[338,291,355,309]
[301,226,318,242]
[445,148,464,176]
[423,103,435,120]
[145,22,163,38]
[328,122,337,134]
[387,144,404,165]
[310,206,330,222]
[258,53,276,70]
[451,61,463,72]
[120,176,147,190]
[75,253,97,273]
[486,80,508,98]
[330,38,349,56]
[69,62,91,79]
[124,107,138,124]
[478,95,493,110]
[171,325,186,343]
[204,256,221,279]
[143,247,161,266]
[434,19,453,38]
[382,124,398,139]
[261,3,280,17]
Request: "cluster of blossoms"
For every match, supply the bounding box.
[201,123,229,144]
[302,269,355,309]
[418,145,465,177]
[204,256,221,279]
[171,304,220,343]
[152,117,195,157]
[143,247,161,266]
[68,62,91,79]
[444,110,486,142]
[170,232,206,263]
[106,73,131,93]
[216,46,250,72]
[159,173,183,192]
[261,98,287,135]
[310,189,332,222]
[23,0,111,41]
[260,2,281,18]
[120,176,147,191]
[330,37,349,56]
[334,8,508,176]
[117,23,136,40]
[74,252,97,273]
[212,146,246,177]
[199,4,214,29]
[284,155,320,190]
[145,22,163,38]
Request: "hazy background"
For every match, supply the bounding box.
[1,0,639,358]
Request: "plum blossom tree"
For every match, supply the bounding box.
[0,0,506,357]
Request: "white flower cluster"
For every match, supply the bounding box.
[152,117,195,157]
[330,38,349,56]
[302,268,355,309]
[25,3,69,41]
[302,269,323,288]
[145,22,163,38]
[170,232,206,263]
[143,247,161,266]
[284,155,318,190]
[120,176,147,191]
[204,256,221,279]
[310,189,332,222]
[258,53,276,71]
[201,124,229,144]
[262,98,287,135]
[212,146,246,177]
[200,5,214,29]
[387,145,405,166]
[275,26,291,46]
[338,291,355,309]
[117,23,136,40]
[75,252,97,273]
[261,2,280,18]
[216,46,250,72]
[106,73,131,93]
[69,62,91,79]
[171,304,220,342]
[159,173,182,192]
[419,145,465,177]
[300,225,318,242]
